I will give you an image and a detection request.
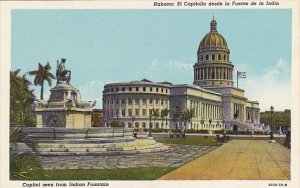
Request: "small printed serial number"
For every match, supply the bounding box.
[268,183,288,187]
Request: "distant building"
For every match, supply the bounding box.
[260,109,291,132]
[92,109,103,127]
[102,18,260,131]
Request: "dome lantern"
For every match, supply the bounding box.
[210,17,217,32]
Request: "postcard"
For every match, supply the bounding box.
[0,1,299,188]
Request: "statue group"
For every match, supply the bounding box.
[56,58,71,85]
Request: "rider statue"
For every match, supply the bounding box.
[56,58,71,85]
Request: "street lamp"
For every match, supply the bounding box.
[270,105,274,139]
[222,119,226,133]
[201,119,204,129]
[131,115,136,129]
[149,110,153,136]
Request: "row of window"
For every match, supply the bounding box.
[198,53,229,62]
[106,108,169,118]
[200,81,232,86]
[191,123,225,129]
[104,98,168,106]
[126,122,224,129]
[128,122,163,128]
[104,86,169,94]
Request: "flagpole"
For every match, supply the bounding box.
[237,71,239,88]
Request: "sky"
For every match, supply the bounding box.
[11,9,292,111]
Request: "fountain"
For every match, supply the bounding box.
[28,58,168,156]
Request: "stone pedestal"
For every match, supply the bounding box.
[35,83,95,129]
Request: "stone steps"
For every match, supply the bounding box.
[38,139,168,156]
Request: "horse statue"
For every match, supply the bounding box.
[56,58,71,85]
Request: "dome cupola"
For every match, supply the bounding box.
[198,18,228,51]
[193,18,234,88]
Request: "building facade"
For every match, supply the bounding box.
[102,19,260,131]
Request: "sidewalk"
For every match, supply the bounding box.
[159,140,290,180]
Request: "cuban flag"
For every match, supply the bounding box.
[237,71,246,78]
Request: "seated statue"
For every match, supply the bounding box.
[56,58,71,85]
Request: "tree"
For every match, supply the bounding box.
[151,108,160,128]
[10,69,36,126]
[28,62,55,100]
[10,127,45,180]
[160,108,170,129]
[172,109,182,130]
[184,109,195,130]
[91,110,102,127]
[110,120,124,128]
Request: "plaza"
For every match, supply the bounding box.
[160,139,290,180]
[36,137,290,180]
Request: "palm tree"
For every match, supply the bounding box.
[10,127,45,180]
[185,109,195,130]
[161,108,170,129]
[28,62,55,100]
[10,69,35,126]
[172,109,182,130]
[151,108,160,128]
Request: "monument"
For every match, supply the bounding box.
[34,58,96,129]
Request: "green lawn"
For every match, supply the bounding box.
[14,167,176,180]
[156,137,221,146]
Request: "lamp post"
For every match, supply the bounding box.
[201,119,204,129]
[131,115,136,129]
[149,110,153,136]
[270,105,274,139]
[209,119,212,134]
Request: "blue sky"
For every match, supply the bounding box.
[11,9,291,111]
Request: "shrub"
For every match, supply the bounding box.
[110,120,124,128]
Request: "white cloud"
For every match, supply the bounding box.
[79,80,115,109]
[240,58,291,112]
[150,58,159,67]
[235,62,250,72]
[263,58,289,80]
[167,60,193,71]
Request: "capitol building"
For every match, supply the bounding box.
[102,19,260,131]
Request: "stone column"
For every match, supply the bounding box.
[118,99,122,117]
[112,99,115,117]
[132,98,136,116]
[203,103,206,119]
[139,98,142,118]
[205,103,208,119]
[125,98,128,117]
[214,67,216,79]
[206,67,209,79]
[146,99,149,117]
[158,99,161,111]
[213,105,216,119]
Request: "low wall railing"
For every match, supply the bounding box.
[24,127,134,140]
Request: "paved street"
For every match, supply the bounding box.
[159,140,290,180]
[40,144,217,170]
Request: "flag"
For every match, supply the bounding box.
[237,71,246,78]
